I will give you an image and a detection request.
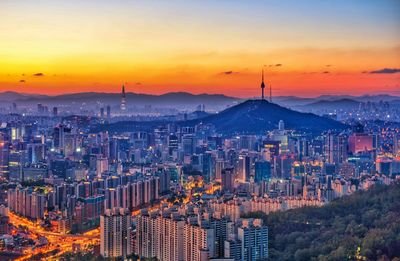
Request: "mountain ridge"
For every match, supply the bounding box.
[95,99,347,134]
[0,91,238,102]
[0,91,239,110]
[184,99,347,134]
[1,91,398,101]
[302,98,361,109]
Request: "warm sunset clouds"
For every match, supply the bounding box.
[0,0,399,97]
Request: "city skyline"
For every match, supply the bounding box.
[0,2,399,260]
[0,0,399,97]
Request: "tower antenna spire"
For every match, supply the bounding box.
[262,68,264,82]
[260,68,265,100]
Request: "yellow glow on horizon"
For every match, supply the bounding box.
[0,1,399,97]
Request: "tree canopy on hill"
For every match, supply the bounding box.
[243,183,400,261]
[187,99,347,134]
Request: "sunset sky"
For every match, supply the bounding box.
[0,0,399,97]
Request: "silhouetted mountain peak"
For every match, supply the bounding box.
[188,99,347,134]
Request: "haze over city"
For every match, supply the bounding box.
[0,0,399,97]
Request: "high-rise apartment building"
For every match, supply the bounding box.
[100,208,132,258]
[237,219,268,261]
[136,210,185,261]
[183,223,215,261]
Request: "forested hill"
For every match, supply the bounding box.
[244,183,400,261]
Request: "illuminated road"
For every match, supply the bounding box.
[8,198,186,260]
[8,212,99,261]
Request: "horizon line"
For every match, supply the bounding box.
[0,90,399,99]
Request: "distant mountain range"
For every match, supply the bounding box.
[0,91,239,110]
[273,94,400,108]
[0,91,48,102]
[301,98,361,110]
[1,91,397,106]
[96,99,347,134]
[1,91,399,112]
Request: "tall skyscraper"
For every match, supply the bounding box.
[168,134,179,156]
[53,107,58,117]
[325,132,348,165]
[215,159,224,182]
[254,161,271,182]
[224,238,242,261]
[184,223,215,261]
[100,208,132,258]
[136,211,185,261]
[221,168,235,193]
[182,135,196,156]
[202,152,215,183]
[53,124,71,153]
[0,133,9,179]
[237,219,268,261]
[120,85,126,111]
[96,157,109,178]
[106,105,111,119]
[278,120,285,131]
[325,131,339,165]
[136,209,233,261]
[237,154,251,182]
[7,186,46,219]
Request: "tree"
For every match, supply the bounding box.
[243,183,400,261]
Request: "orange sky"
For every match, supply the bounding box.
[0,1,399,97]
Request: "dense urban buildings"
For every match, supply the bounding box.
[0,78,398,260]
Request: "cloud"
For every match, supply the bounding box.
[19,80,26,83]
[220,71,239,75]
[264,64,282,67]
[33,73,44,77]
[322,71,330,74]
[136,82,142,85]
[326,65,331,67]
[369,68,400,74]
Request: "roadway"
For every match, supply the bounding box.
[8,212,99,261]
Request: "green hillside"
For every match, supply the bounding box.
[244,183,400,261]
